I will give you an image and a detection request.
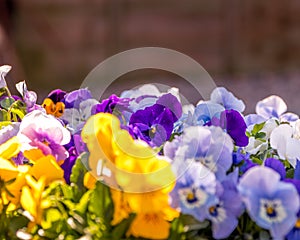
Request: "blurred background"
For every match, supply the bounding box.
[1,0,300,113]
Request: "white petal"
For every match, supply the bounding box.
[256,95,287,119]
[286,138,300,168]
[270,124,293,159]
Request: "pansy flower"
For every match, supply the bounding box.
[17,110,71,162]
[210,87,245,112]
[91,94,132,124]
[270,124,300,168]
[129,93,182,147]
[121,84,180,113]
[64,88,92,109]
[42,89,66,118]
[170,161,217,222]
[256,95,298,122]
[165,125,233,180]
[206,170,244,239]
[82,112,178,239]
[208,109,249,147]
[238,166,300,239]
[61,98,99,133]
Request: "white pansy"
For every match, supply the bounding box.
[270,124,300,168]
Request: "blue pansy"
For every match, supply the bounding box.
[164,125,233,181]
[206,170,244,239]
[210,87,245,112]
[170,161,218,222]
[238,166,300,239]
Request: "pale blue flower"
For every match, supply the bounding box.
[170,161,218,222]
[256,95,298,122]
[238,166,300,239]
[210,87,245,112]
[61,99,99,133]
[164,125,233,181]
[206,170,244,239]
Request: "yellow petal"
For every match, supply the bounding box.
[110,189,131,225]
[0,137,20,159]
[0,157,19,182]
[28,155,64,185]
[24,149,45,162]
[20,185,37,218]
[125,191,170,214]
[127,213,171,239]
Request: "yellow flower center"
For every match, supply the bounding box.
[266,207,275,215]
[42,98,65,118]
[42,140,49,146]
[295,218,300,228]
[187,192,195,201]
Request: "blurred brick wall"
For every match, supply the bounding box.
[1,0,300,112]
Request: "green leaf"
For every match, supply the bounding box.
[286,168,294,179]
[0,87,9,98]
[42,208,62,229]
[9,100,27,120]
[8,215,29,236]
[252,122,265,135]
[251,157,263,165]
[111,214,135,239]
[168,215,185,240]
[75,190,92,215]
[0,109,8,121]
[255,132,266,139]
[70,152,89,200]
[88,181,114,228]
[0,97,15,110]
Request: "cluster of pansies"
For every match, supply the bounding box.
[1,65,300,240]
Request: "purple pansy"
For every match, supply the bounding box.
[129,93,182,146]
[209,109,249,147]
[238,166,300,239]
[47,89,66,103]
[91,94,132,124]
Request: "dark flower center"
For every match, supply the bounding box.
[186,190,198,204]
[265,205,277,218]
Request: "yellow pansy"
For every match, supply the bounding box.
[81,113,179,239]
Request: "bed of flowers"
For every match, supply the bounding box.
[1,64,300,240]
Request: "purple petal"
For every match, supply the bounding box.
[264,158,286,180]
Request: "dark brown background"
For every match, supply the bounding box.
[1,0,300,113]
